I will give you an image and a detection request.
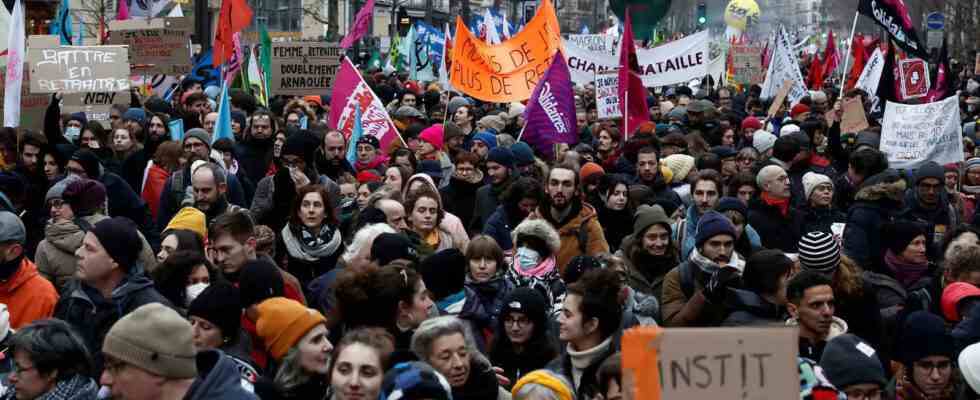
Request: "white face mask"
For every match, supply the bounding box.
[185,283,209,306]
[65,126,81,143]
[515,247,541,271]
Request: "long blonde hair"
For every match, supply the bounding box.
[833,255,864,299]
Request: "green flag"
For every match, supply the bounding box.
[260,24,272,99]
[368,49,382,70]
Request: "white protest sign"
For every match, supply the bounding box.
[855,47,885,96]
[28,43,131,93]
[567,34,616,52]
[595,69,621,119]
[761,26,806,105]
[564,30,709,88]
[880,96,963,169]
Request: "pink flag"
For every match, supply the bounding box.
[224,32,244,84]
[117,0,129,20]
[328,58,403,150]
[340,0,374,49]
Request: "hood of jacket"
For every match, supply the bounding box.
[726,288,783,320]
[512,218,562,255]
[903,186,953,221]
[539,200,600,236]
[44,214,108,254]
[185,350,257,400]
[785,315,849,339]
[854,169,907,203]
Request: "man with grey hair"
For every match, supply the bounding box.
[749,165,804,253]
[411,316,511,399]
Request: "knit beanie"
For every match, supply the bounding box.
[91,217,143,269]
[790,103,810,118]
[695,211,736,248]
[507,103,526,120]
[715,197,748,218]
[819,334,887,389]
[798,231,841,273]
[443,122,464,143]
[103,303,197,379]
[472,131,497,150]
[510,142,535,167]
[371,233,419,266]
[740,116,762,132]
[70,149,103,179]
[502,288,548,331]
[633,204,672,237]
[122,107,146,123]
[238,259,285,308]
[487,147,516,170]
[417,249,466,301]
[914,161,944,184]
[67,112,87,127]
[563,255,602,285]
[282,131,318,162]
[665,106,687,121]
[447,96,471,116]
[662,154,695,182]
[579,162,604,182]
[357,135,381,150]
[780,124,801,136]
[960,343,980,395]
[61,178,107,216]
[256,297,326,360]
[478,115,506,133]
[753,130,777,154]
[966,157,980,173]
[380,361,453,400]
[900,311,954,366]
[802,172,833,202]
[188,282,242,342]
[511,370,574,400]
[419,124,445,149]
[0,212,24,244]
[941,282,980,321]
[45,175,80,204]
[163,207,207,241]
[357,170,382,183]
[884,222,927,255]
[183,128,211,149]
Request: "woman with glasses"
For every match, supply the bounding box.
[489,288,558,391]
[3,319,98,400]
[887,311,958,400]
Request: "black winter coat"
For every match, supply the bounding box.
[721,288,785,326]
[747,197,804,253]
[801,206,846,235]
[843,170,906,274]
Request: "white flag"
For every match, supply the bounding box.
[4,0,24,128]
[247,45,262,90]
[484,8,500,44]
[168,4,183,17]
[760,26,807,105]
[439,22,451,90]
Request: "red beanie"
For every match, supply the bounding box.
[790,104,811,118]
[357,170,381,183]
[741,117,762,131]
[419,124,445,149]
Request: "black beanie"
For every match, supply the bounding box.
[501,288,549,333]
[900,311,954,365]
[371,233,418,266]
[564,255,602,284]
[90,217,142,270]
[913,161,944,185]
[70,149,103,179]
[819,334,886,389]
[188,282,242,342]
[282,131,318,162]
[885,221,927,254]
[417,249,466,301]
[238,259,285,307]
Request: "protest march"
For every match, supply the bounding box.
[3,0,980,398]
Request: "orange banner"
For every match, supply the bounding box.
[449,0,562,102]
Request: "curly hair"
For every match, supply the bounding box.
[333,265,422,330]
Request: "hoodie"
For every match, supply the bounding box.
[406,173,470,250]
[843,169,907,274]
[184,350,259,400]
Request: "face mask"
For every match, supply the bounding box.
[65,126,81,143]
[515,247,541,271]
[185,283,209,306]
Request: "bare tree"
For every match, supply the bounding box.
[302,0,340,40]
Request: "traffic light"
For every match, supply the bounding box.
[697,3,707,28]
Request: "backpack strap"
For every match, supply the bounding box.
[170,169,185,206]
[679,261,696,299]
[577,216,592,254]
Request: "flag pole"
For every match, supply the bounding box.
[839,11,859,99]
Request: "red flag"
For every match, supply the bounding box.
[617,11,649,137]
[214,0,253,67]
[806,56,824,90]
[845,34,866,91]
[822,31,839,77]
[340,0,374,49]
[117,0,129,20]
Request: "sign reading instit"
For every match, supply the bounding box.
[107,17,193,75]
[594,70,621,119]
[28,41,131,93]
[270,42,342,96]
[880,96,963,169]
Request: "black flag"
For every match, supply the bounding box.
[858,0,929,59]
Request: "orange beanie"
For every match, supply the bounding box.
[256,298,326,360]
[579,162,605,182]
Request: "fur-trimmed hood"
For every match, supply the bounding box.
[511,218,561,255]
[854,169,907,203]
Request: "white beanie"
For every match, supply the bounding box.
[780,124,801,135]
[662,154,696,182]
[802,172,833,201]
[753,130,777,154]
[960,342,980,394]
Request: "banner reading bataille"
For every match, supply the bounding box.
[563,30,709,87]
[521,52,577,159]
[328,58,402,151]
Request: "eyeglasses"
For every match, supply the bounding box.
[503,315,531,328]
[843,388,881,400]
[914,360,952,372]
[49,199,65,209]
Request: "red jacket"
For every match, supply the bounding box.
[141,163,170,221]
[0,258,58,329]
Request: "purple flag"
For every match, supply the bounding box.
[340,0,374,49]
[521,52,577,160]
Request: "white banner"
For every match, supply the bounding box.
[564,30,710,88]
[761,26,807,105]
[567,34,617,52]
[880,96,963,169]
[595,70,621,119]
[855,48,885,96]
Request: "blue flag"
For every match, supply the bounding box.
[168,119,185,141]
[346,107,363,167]
[50,0,73,45]
[212,81,233,144]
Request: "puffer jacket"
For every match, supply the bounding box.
[536,200,610,275]
[721,288,786,326]
[184,350,259,400]
[843,169,907,274]
[35,215,157,292]
[507,219,567,317]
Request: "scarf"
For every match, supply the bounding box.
[632,251,677,284]
[761,191,790,217]
[689,247,745,275]
[513,255,557,278]
[281,223,342,262]
[36,375,99,400]
[355,154,388,172]
[884,250,930,288]
[437,290,466,314]
[567,336,612,389]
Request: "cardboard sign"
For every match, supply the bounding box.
[880,96,964,169]
[898,58,930,100]
[62,91,129,128]
[840,96,869,133]
[448,0,561,102]
[732,45,764,85]
[622,326,799,400]
[0,64,49,130]
[595,69,621,119]
[28,39,131,93]
[270,42,342,96]
[107,17,193,75]
[767,79,793,117]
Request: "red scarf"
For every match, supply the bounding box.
[761,191,790,217]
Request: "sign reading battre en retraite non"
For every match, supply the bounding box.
[27,36,131,94]
[270,42,342,96]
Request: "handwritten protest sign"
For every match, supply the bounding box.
[898,58,929,100]
[0,64,48,129]
[595,70,621,119]
[761,26,806,105]
[840,96,869,133]
[270,42,342,96]
[107,17,193,75]
[63,91,129,128]
[564,31,709,88]
[28,39,130,93]
[880,96,963,169]
[449,0,561,102]
[732,45,764,85]
[567,34,616,53]
[767,80,793,118]
[622,326,798,400]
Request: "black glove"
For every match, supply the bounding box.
[703,267,740,304]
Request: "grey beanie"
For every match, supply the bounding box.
[102,303,197,379]
[44,175,80,204]
[183,128,211,149]
[633,204,672,237]
[819,334,886,390]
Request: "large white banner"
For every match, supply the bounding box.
[565,30,709,88]
[880,96,963,169]
[761,26,807,105]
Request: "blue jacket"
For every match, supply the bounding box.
[184,350,259,399]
